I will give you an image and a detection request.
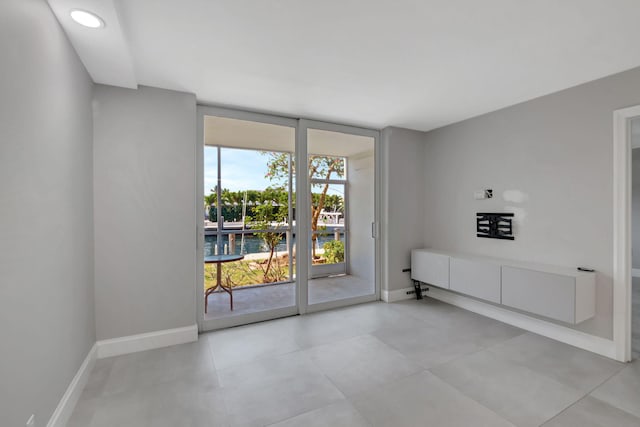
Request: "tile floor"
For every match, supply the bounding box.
[70,298,639,427]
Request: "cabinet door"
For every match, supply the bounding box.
[501,266,576,323]
[450,258,501,303]
[411,250,450,289]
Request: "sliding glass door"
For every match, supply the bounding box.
[197,110,380,330]
[197,108,298,330]
[300,121,379,312]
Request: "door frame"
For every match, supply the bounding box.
[612,105,640,362]
[196,105,299,331]
[298,119,381,315]
[196,108,382,330]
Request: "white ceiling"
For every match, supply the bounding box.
[205,116,374,157]
[48,0,136,88]
[51,0,640,131]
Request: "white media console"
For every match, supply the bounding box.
[411,249,596,324]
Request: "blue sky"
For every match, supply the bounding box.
[204,147,344,197]
[204,147,279,195]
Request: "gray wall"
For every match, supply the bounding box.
[633,146,640,269]
[381,127,427,292]
[348,151,375,282]
[421,66,640,339]
[0,0,95,425]
[93,85,197,340]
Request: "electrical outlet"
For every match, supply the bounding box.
[473,189,494,200]
[26,414,35,427]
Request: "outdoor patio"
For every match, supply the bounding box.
[204,275,374,320]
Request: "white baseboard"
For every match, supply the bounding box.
[47,325,199,426]
[385,286,617,360]
[632,268,640,278]
[47,344,97,427]
[96,324,198,359]
[382,285,428,302]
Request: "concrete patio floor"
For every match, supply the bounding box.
[204,275,374,320]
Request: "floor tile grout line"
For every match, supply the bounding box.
[539,365,629,427]
[538,364,637,427]
[342,368,431,405]
[419,328,522,373]
[344,367,515,427]
[431,372,517,427]
[586,394,640,421]
[478,339,627,395]
[428,352,597,427]
[206,314,362,372]
[538,393,591,427]
[429,343,630,427]
[298,331,423,401]
[202,333,220,372]
[453,324,628,397]
[584,363,640,420]
[262,400,374,427]
[426,367,533,427]
[376,302,527,371]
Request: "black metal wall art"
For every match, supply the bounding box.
[476,212,514,240]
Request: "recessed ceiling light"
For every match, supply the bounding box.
[70,9,105,29]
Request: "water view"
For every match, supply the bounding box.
[204,233,344,257]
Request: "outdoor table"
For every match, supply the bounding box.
[204,254,244,313]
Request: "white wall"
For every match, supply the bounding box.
[381,127,427,292]
[348,151,375,282]
[93,85,197,340]
[0,1,95,425]
[422,66,640,340]
[633,147,640,270]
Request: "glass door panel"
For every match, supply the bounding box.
[310,183,347,278]
[305,127,376,307]
[201,113,297,328]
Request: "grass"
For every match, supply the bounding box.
[203,251,342,290]
[204,256,293,290]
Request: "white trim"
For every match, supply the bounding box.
[196,106,205,332]
[197,104,299,129]
[380,130,390,302]
[96,324,198,359]
[296,120,309,314]
[306,293,379,313]
[202,307,298,331]
[382,287,419,302]
[613,105,640,362]
[47,344,97,427]
[632,268,640,278]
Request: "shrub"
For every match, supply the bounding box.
[323,240,344,263]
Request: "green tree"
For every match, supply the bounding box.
[264,153,344,259]
[205,188,217,221]
[205,187,293,223]
[250,202,286,283]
